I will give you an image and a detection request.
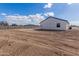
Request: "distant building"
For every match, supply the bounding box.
[40,16,70,30]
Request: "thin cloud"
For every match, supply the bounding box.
[1,13,7,16]
[44,12,54,16]
[44,3,53,9]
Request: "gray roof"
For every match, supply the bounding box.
[40,16,69,24]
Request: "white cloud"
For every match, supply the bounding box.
[5,14,45,25]
[1,13,7,16]
[4,12,55,25]
[44,3,53,9]
[44,12,54,16]
[5,15,28,25]
[29,14,45,22]
[67,3,72,5]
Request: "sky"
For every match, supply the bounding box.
[0,3,78,25]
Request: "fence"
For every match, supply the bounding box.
[0,25,39,30]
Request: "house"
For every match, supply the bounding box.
[40,16,70,30]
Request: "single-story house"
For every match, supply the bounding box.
[40,16,70,30]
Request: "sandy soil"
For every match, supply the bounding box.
[0,28,79,56]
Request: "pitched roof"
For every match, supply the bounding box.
[40,16,69,24]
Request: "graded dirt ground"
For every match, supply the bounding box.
[0,28,79,56]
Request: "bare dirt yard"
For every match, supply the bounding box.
[0,28,79,56]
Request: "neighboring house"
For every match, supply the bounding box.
[40,16,70,30]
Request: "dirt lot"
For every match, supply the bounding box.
[0,28,79,56]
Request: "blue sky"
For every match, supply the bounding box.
[0,3,78,25]
[0,3,45,15]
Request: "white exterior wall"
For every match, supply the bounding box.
[40,17,69,30]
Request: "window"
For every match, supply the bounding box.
[57,23,60,28]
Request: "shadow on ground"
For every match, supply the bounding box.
[34,29,66,32]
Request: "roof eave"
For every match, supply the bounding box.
[40,16,69,24]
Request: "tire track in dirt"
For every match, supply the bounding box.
[7,29,79,55]
[0,29,78,55]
